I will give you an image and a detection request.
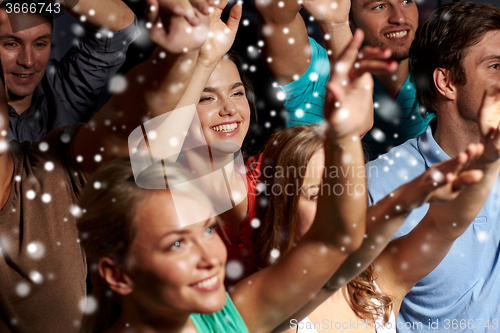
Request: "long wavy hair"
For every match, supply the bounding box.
[252,125,393,322]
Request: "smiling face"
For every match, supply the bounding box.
[453,30,500,124]
[351,0,418,61]
[197,58,251,149]
[296,149,325,240]
[0,10,51,103]
[126,190,227,315]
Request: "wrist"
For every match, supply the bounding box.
[196,56,219,71]
[318,20,350,29]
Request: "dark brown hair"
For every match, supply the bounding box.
[253,125,393,322]
[410,2,500,115]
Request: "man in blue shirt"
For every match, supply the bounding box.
[256,0,434,159]
[1,0,140,143]
[367,3,500,331]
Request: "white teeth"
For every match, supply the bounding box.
[211,123,238,132]
[195,276,218,289]
[16,74,31,78]
[384,30,408,39]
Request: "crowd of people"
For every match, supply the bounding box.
[0,0,500,332]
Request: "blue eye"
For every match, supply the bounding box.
[206,223,219,234]
[168,240,182,250]
[373,4,384,9]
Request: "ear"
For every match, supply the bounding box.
[433,68,456,101]
[98,257,134,296]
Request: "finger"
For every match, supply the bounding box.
[190,0,212,15]
[169,0,199,25]
[226,3,243,32]
[478,82,500,136]
[430,153,467,184]
[463,143,484,167]
[350,59,398,78]
[357,46,392,61]
[145,0,160,24]
[452,169,484,191]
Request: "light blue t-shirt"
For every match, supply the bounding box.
[366,124,500,332]
[189,293,249,333]
[280,37,435,160]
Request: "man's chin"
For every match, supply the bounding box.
[7,88,35,101]
[389,50,410,62]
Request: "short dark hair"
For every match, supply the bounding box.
[410,2,500,115]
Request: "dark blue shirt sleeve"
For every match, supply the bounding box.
[46,16,141,123]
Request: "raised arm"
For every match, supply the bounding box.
[374,83,500,314]
[256,0,353,85]
[256,0,309,85]
[271,135,485,333]
[301,0,353,61]
[229,30,385,333]
[58,0,135,31]
[72,1,210,178]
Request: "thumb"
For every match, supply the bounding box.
[226,3,243,33]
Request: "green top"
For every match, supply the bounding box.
[189,293,249,333]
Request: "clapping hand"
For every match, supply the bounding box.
[146,0,211,53]
[198,0,242,66]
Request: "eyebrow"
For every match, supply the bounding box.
[203,82,244,93]
[159,216,215,238]
[478,55,500,65]
[362,0,382,8]
[0,33,51,41]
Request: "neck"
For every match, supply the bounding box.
[184,149,248,234]
[433,103,481,158]
[9,94,33,116]
[374,58,410,100]
[108,299,193,333]
[0,150,14,210]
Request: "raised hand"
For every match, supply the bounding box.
[477,83,500,163]
[198,0,242,66]
[323,29,397,139]
[156,0,214,25]
[397,143,484,212]
[146,0,210,53]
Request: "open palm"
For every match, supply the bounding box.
[198,1,242,65]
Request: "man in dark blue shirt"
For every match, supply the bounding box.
[2,0,140,143]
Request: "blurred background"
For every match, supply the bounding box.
[51,0,500,155]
